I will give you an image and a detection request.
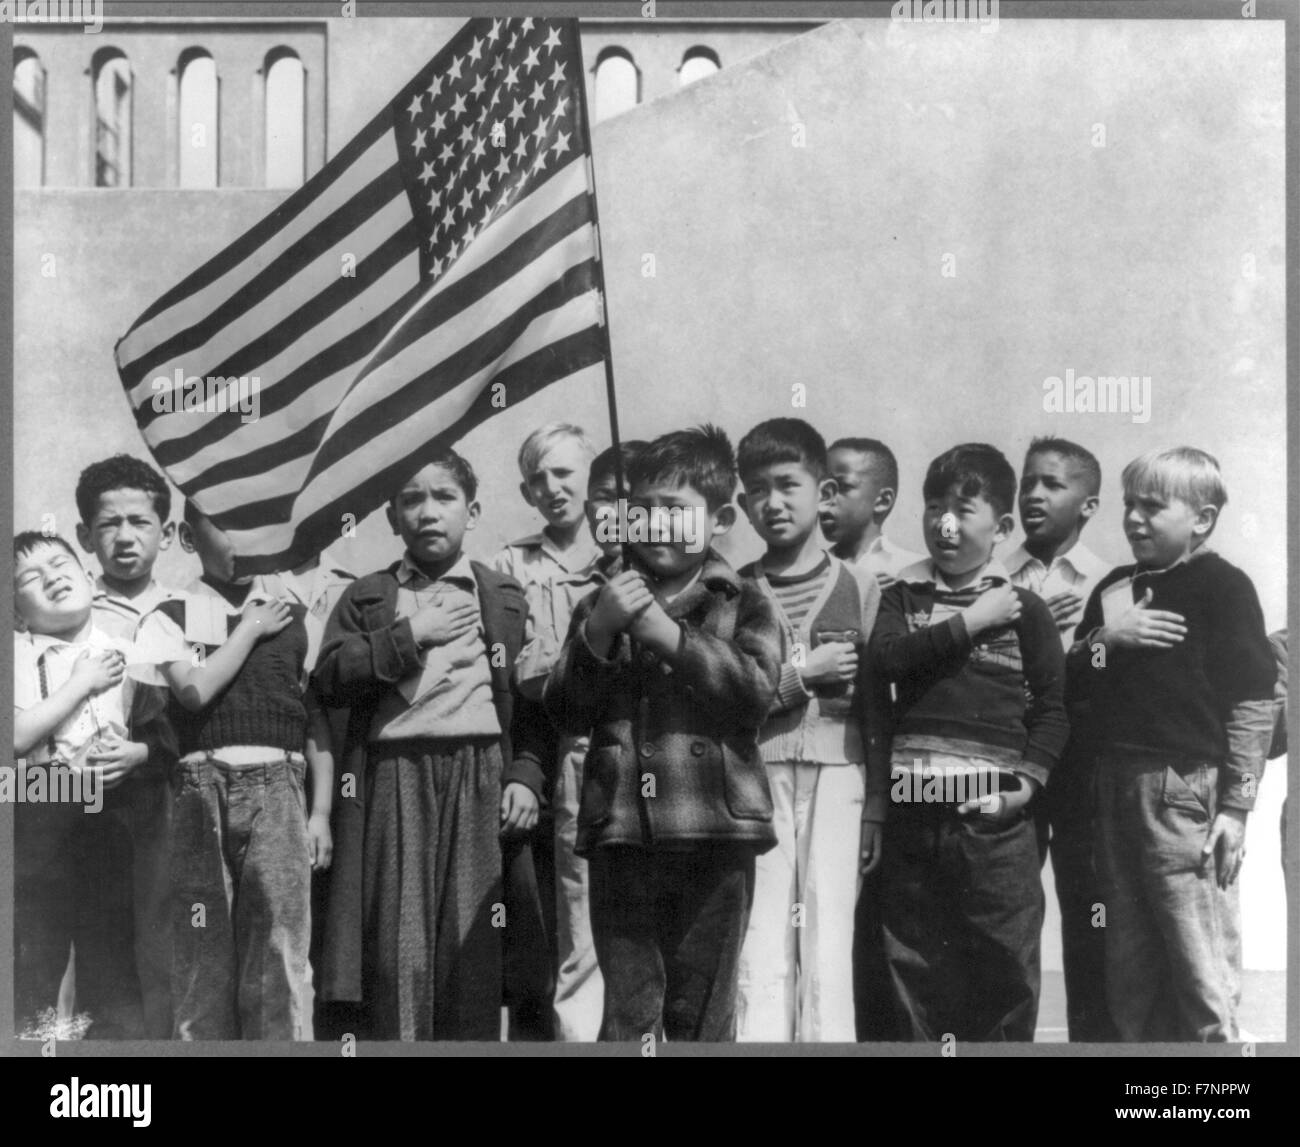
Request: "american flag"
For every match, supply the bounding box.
[114,17,606,576]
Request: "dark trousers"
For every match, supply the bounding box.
[14,792,144,1040]
[1038,746,1118,1042]
[502,822,556,1041]
[588,844,755,1042]
[879,804,1043,1042]
[853,871,900,1040]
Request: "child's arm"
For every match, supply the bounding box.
[542,599,615,736]
[870,582,1021,682]
[312,582,475,708]
[1014,592,1070,792]
[14,648,123,758]
[1199,569,1279,888]
[630,580,783,729]
[85,734,149,789]
[304,685,334,872]
[160,599,293,712]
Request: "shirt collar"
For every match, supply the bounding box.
[20,624,121,656]
[397,550,477,589]
[1004,541,1109,582]
[93,576,176,616]
[509,530,603,574]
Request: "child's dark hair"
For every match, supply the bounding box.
[630,423,737,513]
[1025,436,1102,497]
[392,446,478,503]
[829,437,899,494]
[737,418,828,484]
[589,440,648,493]
[75,455,172,525]
[923,443,1017,518]
[15,530,81,566]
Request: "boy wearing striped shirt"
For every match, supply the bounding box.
[734,419,887,1042]
[870,443,1068,1041]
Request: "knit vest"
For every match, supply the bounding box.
[157,597,309,754]
[742,557,873,765]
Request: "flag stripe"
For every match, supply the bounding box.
[135,216,422,441]
[206,258,600,525]
[122,165,408,388]
[225,341,607,559]
[120,108,396,341]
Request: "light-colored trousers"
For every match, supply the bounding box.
[553,734,605,1041]
[737,761,865,1042]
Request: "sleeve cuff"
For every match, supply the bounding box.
[774,663,812,711]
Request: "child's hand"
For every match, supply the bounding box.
[800,641,858,686]
[500,782,539,837]
[1043,590,1084,631]
[586,570,654,655]
[627,598,684,657]
[308,812,333,872]
[859,819,884,875]
[409,597,479,650]
[86,735,147,789]
[1201,808,1247,889]
[238,598,293,641]
[1100,587,1187,651]
[70,648,125,696]
[958,774,1040,824]
[960,583,1021,636]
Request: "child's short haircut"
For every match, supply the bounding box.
[589,440,648,492]
[75,455,172,526]
[15,530,81,565]
[922,443,1017,518]
[829,437,900,495]
[1121,447,1227,515]
[737,418,828,484]
[517,422,595,478]
[1026,436,1102,497]
[631,423,737,513]
[391,447,479,503]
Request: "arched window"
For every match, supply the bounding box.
[679,46,720,87]
[14,48,45,188]
[93,49,132,187]
[264,48,305,189]
[178,49,218,188]
[593,48,638,123]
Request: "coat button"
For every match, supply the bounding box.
[640,743,656,758]
[641,649,657,666]
[690,741,706,756]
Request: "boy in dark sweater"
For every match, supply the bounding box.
[544,424,783,1042]
[153,503,334,1040]
[1066,447,1276,1041]
[870,443,1068,1041]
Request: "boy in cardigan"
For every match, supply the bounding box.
[313,448,551,1041]
[154,503,334,1040]
[1066,447,1276,1041]
[733,418,887,1042]
[870,443,1068,1041]
[544,424,782,1042]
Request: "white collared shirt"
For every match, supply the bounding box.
[1004,541,1111,648]
[92,576,184,643]
[14,626,134,766]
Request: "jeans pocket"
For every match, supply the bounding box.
[1161,763,1210,823]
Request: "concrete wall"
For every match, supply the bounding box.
[13,17,1288,969]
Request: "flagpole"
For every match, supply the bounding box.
[570,22,631,545]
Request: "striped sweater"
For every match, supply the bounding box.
[869,560,1068,787]
[740,556,890,817]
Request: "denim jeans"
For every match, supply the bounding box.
[879,803,1043,1041]
[171,753,311,1041]
[1094,751,1239,1041]
[588,844,756,1042]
